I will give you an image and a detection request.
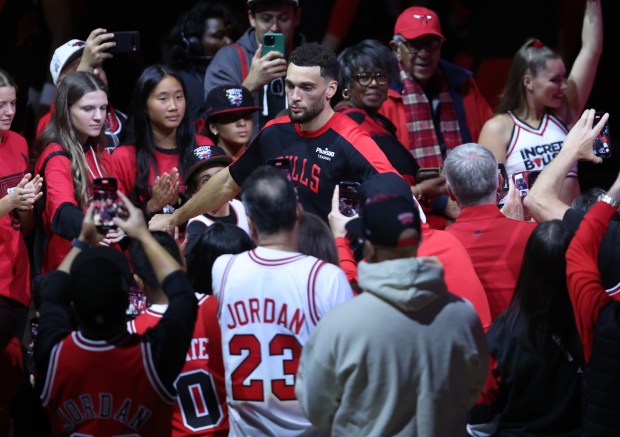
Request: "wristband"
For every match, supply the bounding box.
[71,239,90,251]
[598,194,620,210]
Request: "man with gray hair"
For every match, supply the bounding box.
[444,143,537,320]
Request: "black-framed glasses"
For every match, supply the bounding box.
[395,36,442,55]
[351,71,389,87]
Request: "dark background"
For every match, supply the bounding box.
[1,0,617,192]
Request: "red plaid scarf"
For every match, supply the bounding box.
[400,65,463,167]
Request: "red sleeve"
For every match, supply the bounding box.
[109,145,137,197]
[462,78,493,142]
[566,201,617,362]
[36,111,51,138]
[334,236,359,294]
[325,0,361,40]
[379,90,408,148]
[35,145,76,225]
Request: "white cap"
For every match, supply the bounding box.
[50,39,85,86]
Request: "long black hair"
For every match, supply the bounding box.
[494,220,578,353]
[186,222,254,294]
[120,65,195,205]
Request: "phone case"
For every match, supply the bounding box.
[416,167,442,183]
[262,32,285,56]
[593,113,611,158]
[110,31,140,54]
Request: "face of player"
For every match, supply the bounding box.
[146,76,186,134]
[210,110,254,148]
[0,86,17,132]
[393,35,442,87]
[249,3,300,53]
[201,17,232,58]
[349,67,389,113]
[527,58,567,109]
[285,63,337,128]
[192,164,225,192]
[69,90,108,145]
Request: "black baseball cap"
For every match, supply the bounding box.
[69,246,132,328]
[346,193,421,247]
[205,85,261,120]
[183,144,233,184]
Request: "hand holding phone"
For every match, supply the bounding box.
[338,181,361,217]
[262,32,285,57]
[593,112,611,158]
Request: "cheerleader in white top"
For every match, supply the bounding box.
[477,0,602,205]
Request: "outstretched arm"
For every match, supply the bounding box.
[563,0,603,125]
[149,166,240,231]
[525,109,606,222]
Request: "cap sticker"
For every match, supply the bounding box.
[193,145,214,160]
[225,88,244,107]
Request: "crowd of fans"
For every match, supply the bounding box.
[1,0,616,435]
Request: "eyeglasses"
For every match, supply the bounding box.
[351,71,389,87]
[395,36,442,55]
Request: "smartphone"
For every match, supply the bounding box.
[92,177,119,232]
[338,181,362,217]
[110,31,140,54]
[593,112,611,158]
[267,157,293,182]
[415,167,442,183]
[527,170,541,187]
[262,32,285,57]
[496,163,509,206]
[513,171,530,197]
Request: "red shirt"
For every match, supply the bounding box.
[420,223,492,331]
[34,142,113,272]
[110,135,212,203]
[0,130,31,305]
[446,204,537,319]
[128,295,229,436]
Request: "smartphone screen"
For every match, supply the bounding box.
[110,31,140,54]
[262,32,285,57]
[92,177,119,232]
[267,158,293,182]
[512,171,530,197]
[415,167,442,183]
[593,112,611,158]
[338,181,361,217]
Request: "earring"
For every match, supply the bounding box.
[341,88,350,100]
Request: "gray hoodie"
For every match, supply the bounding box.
[296,257,488,437]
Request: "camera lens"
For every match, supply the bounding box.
[265,35,275,45]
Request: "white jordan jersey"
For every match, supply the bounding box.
[186,198,250,235]
[505,111,576,177]
[212,246,354,437]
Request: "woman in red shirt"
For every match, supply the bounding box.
[110,65,213,220]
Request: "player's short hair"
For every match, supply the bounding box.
[288,42,339,82]
[241,166,298,236]
[186,223,254,294]
[444,143,498,207]
[129,231,183,291]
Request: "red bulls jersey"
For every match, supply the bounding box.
[128,295,229,436]
[41,331,175,436]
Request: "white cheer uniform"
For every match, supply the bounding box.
[212,247,354,436]
[505,111,575,177]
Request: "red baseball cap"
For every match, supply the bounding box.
[394,6,445,41]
